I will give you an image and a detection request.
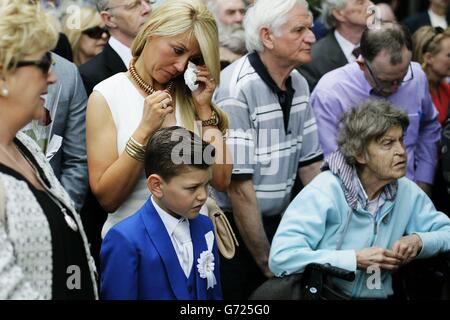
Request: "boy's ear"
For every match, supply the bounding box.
[147,174,164,198]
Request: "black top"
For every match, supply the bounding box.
[78,42,127,96]
[0,139,95,300]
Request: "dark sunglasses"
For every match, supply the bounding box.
[82,26,109,40]
[16,51,53,74]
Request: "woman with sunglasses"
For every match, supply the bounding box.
[0,0,98,299]
[64,6,109,66]
[87,0,232,239]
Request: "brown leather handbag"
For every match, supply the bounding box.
[206,197,239,259]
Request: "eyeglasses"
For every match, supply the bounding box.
[82,26,109,39]
[16,52,54,75]
[365,60,414,93]
[106,0,155,11]
[422,27,445,53]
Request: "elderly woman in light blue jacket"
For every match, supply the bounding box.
[269,99,450,299]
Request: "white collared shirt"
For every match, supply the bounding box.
[151,196,193,278]
[429,9,448,29]
[108,36,133,69]
[334,30,360,63]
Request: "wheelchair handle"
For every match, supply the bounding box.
[305,263,355,282]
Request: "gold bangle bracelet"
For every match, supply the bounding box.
[129,136,146,150]
[126,137,146,162]
[127,139,146,153]
[125,147,145,162]
[127,143,144,154]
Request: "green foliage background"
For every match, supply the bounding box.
[307,0,320,8]
[307,0,321,8]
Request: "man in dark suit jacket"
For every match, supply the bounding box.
[78,0,152,269]
[298,32,348,92]
[298,0,372,92]
[78,42,126,95]
[79,0,151,95]
[403,0,450,35]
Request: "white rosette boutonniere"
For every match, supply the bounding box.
[197,231,217,289]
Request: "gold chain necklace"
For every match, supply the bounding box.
[129,59,174,95]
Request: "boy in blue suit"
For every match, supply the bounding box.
[100,127,222,300]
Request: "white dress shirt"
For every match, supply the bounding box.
[151,197,194,278]
[334,30,360,63]
[108,36,133,68]
[429,9,448,29]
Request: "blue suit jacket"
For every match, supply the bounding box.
[100,198,222,300]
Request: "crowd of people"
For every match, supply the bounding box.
[1,0,450,300]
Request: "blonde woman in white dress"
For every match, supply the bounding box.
[86,0,232,237]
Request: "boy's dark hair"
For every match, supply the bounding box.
[144,126,215,181]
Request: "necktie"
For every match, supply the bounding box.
[173,219,192,277]
[352,46,361,59]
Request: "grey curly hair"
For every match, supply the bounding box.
[337,99,409,165]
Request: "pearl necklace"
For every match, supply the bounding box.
[129,59,174,95]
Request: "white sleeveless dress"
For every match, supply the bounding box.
[93,72,208,238]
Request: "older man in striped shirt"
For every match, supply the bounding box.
[212,0,323,299]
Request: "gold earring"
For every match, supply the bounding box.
[0,83,8,97]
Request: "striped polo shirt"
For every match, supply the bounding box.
[212,53,323,217]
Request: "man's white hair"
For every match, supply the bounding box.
[206,0,220,19]
[319,0,349,29]
[244,0,309,53]
[207,0,246,54]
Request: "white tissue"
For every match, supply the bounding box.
[184,61,199,91]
